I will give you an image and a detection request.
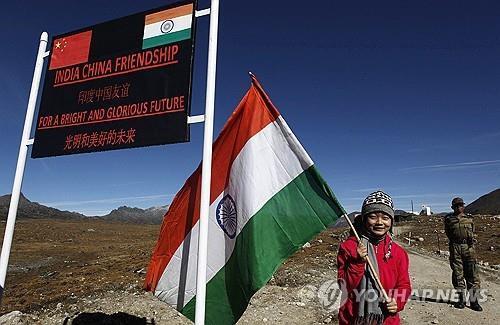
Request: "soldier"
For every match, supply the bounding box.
[444,197,482,311]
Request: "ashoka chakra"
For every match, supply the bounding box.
[216,195,237,239]
[160,20,174,34]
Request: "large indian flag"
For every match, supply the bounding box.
[144,76,344,324]
[142,3,194,50]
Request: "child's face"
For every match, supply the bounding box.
[364,212,392,237]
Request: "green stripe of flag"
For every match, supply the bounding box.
[180,166,344,324]
[142,29,191,49]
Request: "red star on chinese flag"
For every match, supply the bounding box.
[49,30,92,70]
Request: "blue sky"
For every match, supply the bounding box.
[1,0,499,215]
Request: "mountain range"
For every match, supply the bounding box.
[0,193,168,224]
[1,188,498,225]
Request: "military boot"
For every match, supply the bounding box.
[469,289,483,312]
[455,291,465,309]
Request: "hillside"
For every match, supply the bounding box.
[466,188,500,215]
[331,212,358,228]
[0,194,85,220]
[100,206,168,224]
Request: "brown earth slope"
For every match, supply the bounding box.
[395,214,500,266]
[465,188,500,215]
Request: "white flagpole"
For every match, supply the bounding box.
[0,32,49,301]
[195,0,219,324]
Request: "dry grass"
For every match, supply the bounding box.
[0,219,159,314]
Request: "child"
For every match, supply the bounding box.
[337,191,411,325]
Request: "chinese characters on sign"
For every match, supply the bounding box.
[32,0,195,158]
[63,128,136,151]
[77,83,130,104]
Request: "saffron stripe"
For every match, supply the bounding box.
[145,4,193,25]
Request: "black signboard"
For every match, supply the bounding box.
[32,0,196,158]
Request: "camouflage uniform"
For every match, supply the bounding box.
[444,212,480,290]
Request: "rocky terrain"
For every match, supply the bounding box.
[396,214,500,266]
[465,189,500,215]
[0,215,498,324]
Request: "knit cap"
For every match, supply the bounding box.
[361,190,394,219]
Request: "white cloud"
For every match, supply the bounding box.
[41,193,175,207]
[400,160,500,172]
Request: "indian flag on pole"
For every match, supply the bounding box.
[142,3,194,50]
[144,75,344,324]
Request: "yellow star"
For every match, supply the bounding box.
[55,41,61,49]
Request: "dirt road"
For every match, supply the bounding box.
[402,248,499,324]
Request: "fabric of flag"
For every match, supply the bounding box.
[48,30,92,70]
[142,3,193,50]
[144,76,344,324]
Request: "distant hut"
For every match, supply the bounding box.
[420,205,432,216]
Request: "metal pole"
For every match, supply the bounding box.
[436,231,441,252]
[0,32,48,301]
[195,0,219,323]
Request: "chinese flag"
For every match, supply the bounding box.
[49,30,92,70]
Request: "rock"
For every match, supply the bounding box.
[490,246,495,251]
[323,316,333,323]
[0,311,29,324]
[296,302,306,307]
[302,242,311,249]
[42,271,58,278]
[297,285,317,303]
[87,228,95,232]
[417,237,424,242]
[431,319,439,324]
[134,267,146,274]
[263,318,268,322]
[484,262,489,267]
[438,250,450,257]
[317,239,323,244]
[492,264,500,270]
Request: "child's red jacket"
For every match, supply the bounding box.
[337,235,412,325]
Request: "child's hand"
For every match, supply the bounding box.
[356,243,367,260]
[385,297,397,314]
